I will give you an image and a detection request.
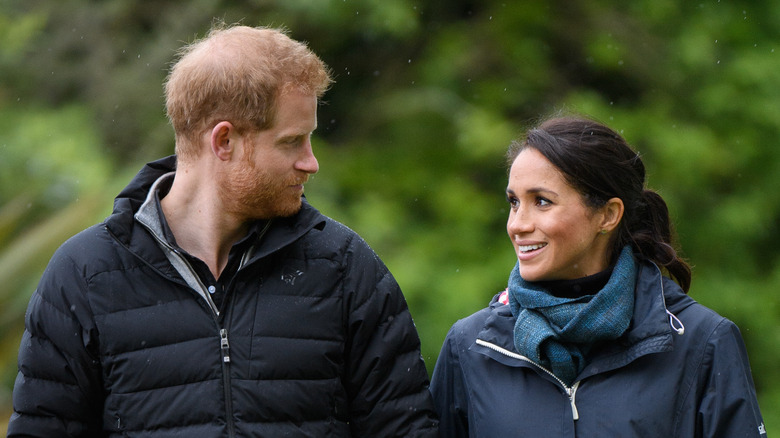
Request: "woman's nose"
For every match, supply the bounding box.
[507,209,533,234]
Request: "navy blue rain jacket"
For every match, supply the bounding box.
[430,261,766,437]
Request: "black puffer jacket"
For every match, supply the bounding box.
[9,156,438,437]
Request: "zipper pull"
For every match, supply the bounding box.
[568,381,580,421]
[220,328,231,363]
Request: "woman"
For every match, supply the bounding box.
[430,116,766,437]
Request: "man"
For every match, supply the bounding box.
[8,24,438,437]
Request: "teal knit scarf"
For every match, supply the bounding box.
[508,246,637,385]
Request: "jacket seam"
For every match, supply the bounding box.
[672,314,728,433]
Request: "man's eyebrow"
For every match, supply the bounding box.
[276,131,309,141]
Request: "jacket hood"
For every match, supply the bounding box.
[112,155,178,223]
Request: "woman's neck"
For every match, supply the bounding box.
[535,268,614,299]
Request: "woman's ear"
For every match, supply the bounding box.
[601,197,625,233]
[210,121,235,161]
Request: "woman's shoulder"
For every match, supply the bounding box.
[446,290,511,339]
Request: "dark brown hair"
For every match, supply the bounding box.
[507,116,692,291]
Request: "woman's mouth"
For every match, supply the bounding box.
[517,243,547,253]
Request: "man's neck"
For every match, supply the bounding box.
[160,174,248,280]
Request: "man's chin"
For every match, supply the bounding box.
[260,198,303,219]
[277,203,303,218]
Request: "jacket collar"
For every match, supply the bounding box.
[473,260,689,378]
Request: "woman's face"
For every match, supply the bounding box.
[506,147,612,282]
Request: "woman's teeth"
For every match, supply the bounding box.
[518,243,546,253]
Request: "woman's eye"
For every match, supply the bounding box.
[506,196,519,209]
[536,197,552,207]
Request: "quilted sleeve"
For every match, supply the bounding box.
[340,232,439,438]
[7,242,105,437]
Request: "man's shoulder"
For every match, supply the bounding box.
[301,211,368,248]
[48,222,119,273]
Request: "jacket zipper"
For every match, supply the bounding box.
[220,328,236,437]
[476,339,580,420]
[167,248,236,436]
[132,226,237,435]
[134,216,272,438]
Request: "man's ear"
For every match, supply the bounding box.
[601,197,625,233]
[210,121,235,161]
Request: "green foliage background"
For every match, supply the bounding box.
[1,0,778,432]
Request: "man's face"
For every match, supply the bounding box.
[219,89,319,220]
